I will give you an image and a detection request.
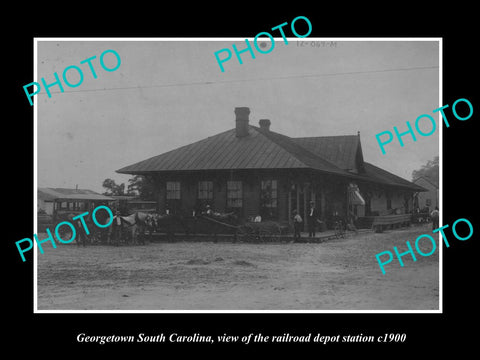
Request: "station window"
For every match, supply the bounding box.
[198,181,213,200]
[260,180,278,219]
[166,181,181,213]
[260,180,278,208]
[227,181,243,208]
[166,182,181,199]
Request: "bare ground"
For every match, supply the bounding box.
[36,223,439,310]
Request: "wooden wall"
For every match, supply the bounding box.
[152,171,415,223]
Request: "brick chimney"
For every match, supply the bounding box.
[259,119,271,131]
[234,107,250,137]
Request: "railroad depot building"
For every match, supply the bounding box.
[117,107,425,229]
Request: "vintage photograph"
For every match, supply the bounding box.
[35,39,440,311]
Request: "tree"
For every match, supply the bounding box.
[102,178,126,196]
[412,156,439,186]
[127,175,156,200]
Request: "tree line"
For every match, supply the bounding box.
[411,156,438,187]
[101,175,155,199]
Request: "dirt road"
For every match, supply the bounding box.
[37,224,439,310]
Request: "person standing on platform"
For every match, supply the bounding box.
[204,204,213,216]
[111,210,123,245]
[292,209,303,242]
[430,206,439,230]
[307,201,318,237]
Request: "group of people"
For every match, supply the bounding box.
[292,202,359,242]
[430,206,439,230]
[292,201,320,242]
[291,203,440,242]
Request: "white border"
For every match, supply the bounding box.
[33,37,442,314]
[33,39,38,312]
[438,38,443,314]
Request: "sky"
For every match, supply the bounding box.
[36,39,440,194]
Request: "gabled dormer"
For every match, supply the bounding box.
[292,132,366,174]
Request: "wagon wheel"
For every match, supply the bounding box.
[258,226,274,242]
[236,225,247,241]
[334,222,345,239]
[269,224,282,242]
[87,230,97,245]
[91,228,107,245]
[238,224,256,242]
[101,228,111,244]
[258,228,269,242]
[252,225,264,243]
[55,224,76,244]
[247,224,259,242]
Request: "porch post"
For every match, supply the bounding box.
[296,184,300,215]
[320,187,326,221]
[345,182,350,219]
[288,184,292,224]
[303,183,307,227]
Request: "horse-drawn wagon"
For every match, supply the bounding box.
[237,220,289,242]
[193,212,290,242]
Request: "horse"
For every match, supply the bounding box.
[106,211,183,245]
[132,212,158,244]
[108,213,140,246]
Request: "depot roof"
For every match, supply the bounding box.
[116,108,425,192]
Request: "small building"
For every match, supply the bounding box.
[117,107,425,229]
[38,189,56,215]
[413,176,439,212]
[37,187,114,218]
